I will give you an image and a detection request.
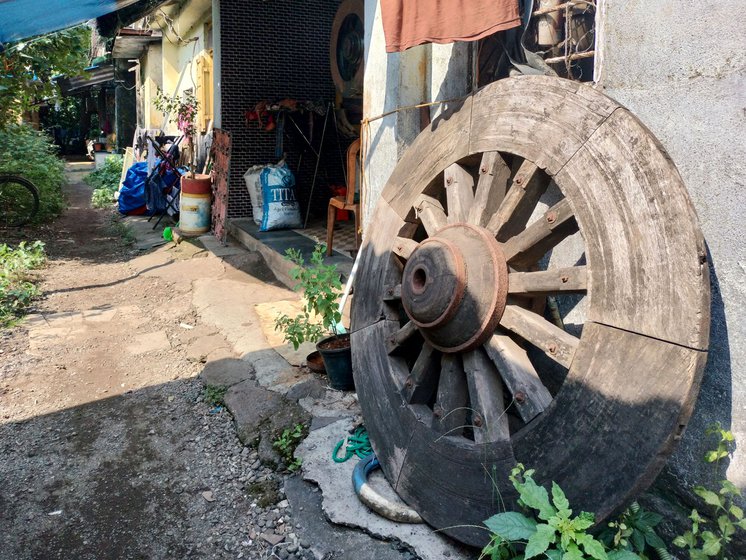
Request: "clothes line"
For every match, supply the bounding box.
[358,95,468,234]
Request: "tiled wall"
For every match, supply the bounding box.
[219,0,346,220]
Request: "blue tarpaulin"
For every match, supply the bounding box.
[118,161,149,215]
[0,0,140,44]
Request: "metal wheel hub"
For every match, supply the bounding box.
[402,223,508,353]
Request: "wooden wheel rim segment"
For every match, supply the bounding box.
[351,76,710,547]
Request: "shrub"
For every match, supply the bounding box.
[274,245,342,350]
[0,124,65,221]
[0,241,46,327]
[84,155,123,208]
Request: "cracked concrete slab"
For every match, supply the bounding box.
[298,389,361,419]
[126,331,171,355]
[185,334,231,363]
[223,379,310,448]
[200,358,255,388]
[296,418,472,560]
[223,380,285,445]
[192,276,313,395]
[198,234,246,257]
[284,476,417,560]
[254,300,317,367]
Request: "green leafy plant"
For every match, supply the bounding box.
[203,385,228,407]
[481,464,639,560]
[0,241,46,327]
[0,124,65,221]
[672,424,744,560]
[273,423,307,472]
[85,155,123,208]
[600,503,668,560]
[274,245,342,350]
[703,423,735,465]
[153,88,199,177]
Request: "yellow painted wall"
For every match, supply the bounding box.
[149,0,213,136]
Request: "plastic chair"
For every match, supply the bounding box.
[326,138,361,256]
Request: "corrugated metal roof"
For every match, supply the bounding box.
[57,63,116,95]
[112,29,162,59]
[0,0,141,43]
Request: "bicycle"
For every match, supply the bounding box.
[0,174,40,227]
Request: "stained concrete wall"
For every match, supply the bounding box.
[362,0,745,549]
[362,0,470,225]
[596,0,746,545]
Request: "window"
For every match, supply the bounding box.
[196,52,213,132]
[477,1,596,86]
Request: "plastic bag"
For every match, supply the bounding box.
[259,163,302,231]
[243,165,265,226]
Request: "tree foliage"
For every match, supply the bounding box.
[0,26,91,128]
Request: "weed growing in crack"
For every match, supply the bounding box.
[203,385,227,407]
[273,423,307,472]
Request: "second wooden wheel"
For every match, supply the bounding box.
[351,77,710,547]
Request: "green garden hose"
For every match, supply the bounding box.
[332,425,373,463]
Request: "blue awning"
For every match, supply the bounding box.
[0,0,142,44]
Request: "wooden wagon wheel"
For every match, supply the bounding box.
[350,76,710,547]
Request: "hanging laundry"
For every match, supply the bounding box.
[380,0,521,53]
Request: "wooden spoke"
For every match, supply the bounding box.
[499,304,579,368]
[486,161,551,241]
[414,194,447,236]
[393,236,418,260]
[387,321,418,354]
[444,162,474,223]
[383,284,402,301]
[484,334,553,423]
[508,266,587,296]
[463,349,510,444]
[404,343,440,404]
[433,355,469,435]
[468,151,511,228]
[501,198,579,268]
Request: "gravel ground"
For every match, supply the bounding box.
[0,163,326,559]
[1,376,316,560]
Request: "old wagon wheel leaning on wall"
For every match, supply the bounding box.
[350,76,710,547]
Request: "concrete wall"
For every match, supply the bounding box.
[362,0,745,549]
[158,5,212,136]
[362,0,471,225]
[139,43,163,129]
[596,0,746,540]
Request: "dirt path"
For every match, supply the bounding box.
[0,164,315,559]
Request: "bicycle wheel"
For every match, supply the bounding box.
[0,175,40,227]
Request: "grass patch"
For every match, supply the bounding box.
[0,241,46,327]
[203,385,228,407]
[85,155,123,208]
[107,215,135,246]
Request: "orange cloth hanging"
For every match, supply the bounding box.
[380,0,521,53]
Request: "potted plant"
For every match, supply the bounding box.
[274,245,354,391]
[154,88,211,234]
